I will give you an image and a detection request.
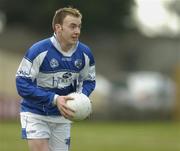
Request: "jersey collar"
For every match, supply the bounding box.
[50,33,79,57]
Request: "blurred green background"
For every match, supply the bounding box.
[1,121,180,151]
[0,0,180,151]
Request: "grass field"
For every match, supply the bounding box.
[0,120,180,151]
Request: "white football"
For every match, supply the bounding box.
[67,93,92,121]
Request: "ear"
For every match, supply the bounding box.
[55,24,62,31]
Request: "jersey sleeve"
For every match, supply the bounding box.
[78,50,96,96]
[15,46,55,105]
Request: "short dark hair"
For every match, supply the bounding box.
[52,7,82,31]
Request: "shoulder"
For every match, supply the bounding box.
[78,42,95,65]
[78,42,91,53]
[31,38,50,49]
[25,38,51,61]
[78,42,94,57]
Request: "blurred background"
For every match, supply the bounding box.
[0,0,180,121]
[0,0,180,151]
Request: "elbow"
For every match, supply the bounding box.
[15,76,33,98]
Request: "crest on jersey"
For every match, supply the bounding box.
[62,72,72,79]
[74,59,82,69]
[50,58,59,68]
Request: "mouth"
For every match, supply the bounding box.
[72,36,78,41]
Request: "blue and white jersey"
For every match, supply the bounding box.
[16,35,96,116]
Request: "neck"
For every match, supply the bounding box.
[56,35,75,52]
[61,42,74,52]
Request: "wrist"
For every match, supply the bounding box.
[53,94,59,106]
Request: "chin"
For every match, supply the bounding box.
[71,40,78,45]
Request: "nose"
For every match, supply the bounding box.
[74,26,80,35]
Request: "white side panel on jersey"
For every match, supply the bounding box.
[79,53,96,81]
[16,51,48,81]
[88,65,96,81]
[77,53,96,93]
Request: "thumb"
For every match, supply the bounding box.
[64,96,74,102]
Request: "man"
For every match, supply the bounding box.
[16,7,96,151]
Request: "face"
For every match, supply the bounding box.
[55,15,81,47]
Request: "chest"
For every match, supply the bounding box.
[40,48,85,73]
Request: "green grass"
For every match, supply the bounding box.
[0,121,28,151]
[0,121,180,151]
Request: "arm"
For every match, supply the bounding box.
[16,76,55,105]
[15,48,55,105]
[81,65,96,96]
[78,51,96,96]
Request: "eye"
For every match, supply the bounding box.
[70,24,76,29]
[78,24,82,29]
[69,24,81,30]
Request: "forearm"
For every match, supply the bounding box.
[16,76,55,105]
[81,80,96,96]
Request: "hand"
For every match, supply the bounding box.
[56,96,75,119]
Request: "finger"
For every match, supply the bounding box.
[62,110,74,119]
[60,105,75,118]
[62,102,75,112]
[66,105,75,113]
[64,106,75,115]
[59,107,69,119]
[62,112,69,119]
[64,96,74,101]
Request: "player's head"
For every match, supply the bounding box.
[52,7,82,47]
[52,7,82,31]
